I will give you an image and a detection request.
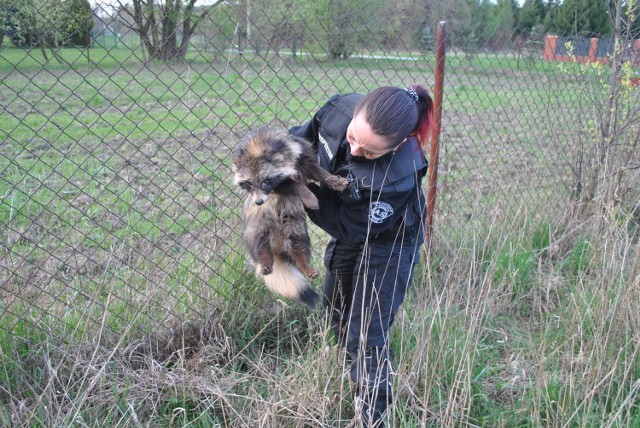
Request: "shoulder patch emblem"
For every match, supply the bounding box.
[369,201,394,224]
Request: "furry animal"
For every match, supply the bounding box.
[232,126,348,306]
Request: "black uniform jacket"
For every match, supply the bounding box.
[290,94,428,244]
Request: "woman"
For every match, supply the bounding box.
[290,85,433,426]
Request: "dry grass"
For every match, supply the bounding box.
[2,198,638,427]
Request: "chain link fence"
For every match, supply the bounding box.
[1,1,639,422]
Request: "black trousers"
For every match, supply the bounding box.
[323,232,422,426]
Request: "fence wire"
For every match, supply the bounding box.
[1,1,638,356]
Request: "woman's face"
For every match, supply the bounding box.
[346,113,395,160]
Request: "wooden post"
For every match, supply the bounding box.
[426,21,446,249]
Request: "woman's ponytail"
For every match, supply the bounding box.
[408,84,434,152]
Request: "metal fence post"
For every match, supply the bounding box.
[426,21,446,249]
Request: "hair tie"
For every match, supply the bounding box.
[404,87,419,103]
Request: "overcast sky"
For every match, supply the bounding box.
[92,0,527,7]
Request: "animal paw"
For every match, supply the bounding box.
[300,190,319,210]
[262,265,273,275]
[326,175,349,192]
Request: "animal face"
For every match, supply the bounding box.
[236,174,284,205]
[233,127,304,205]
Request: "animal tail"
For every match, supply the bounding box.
[257,257,318,307]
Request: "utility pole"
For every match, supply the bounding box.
[246,0,251,50]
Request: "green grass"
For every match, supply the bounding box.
[393,215,639,427]
[0,45,147,72]
[1,37,639,427]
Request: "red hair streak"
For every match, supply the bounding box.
[410,84,434,152]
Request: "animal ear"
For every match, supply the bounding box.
[232,148,243,163]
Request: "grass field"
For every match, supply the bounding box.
[1,41,639,427]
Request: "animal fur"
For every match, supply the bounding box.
[232,126,348,306]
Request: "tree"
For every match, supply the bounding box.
[320,0,383,59]
[0,0,93,48]
[1,0,47,48]
[418,25,433,53]
[543,0,560,33]
[0,0,19,47]
[0,0,69,63]
[375,0,426,52]
[511,0,521,33]
[621,0,640,38]
[551,0,611,36]
[496,0,516,36]
[568,0,640,212]
[242,0,316,58]
[117,0,218,62]
[61,0,93,47]
[425,0,477,50]
[518,0,546,35]
[482,0,515,49]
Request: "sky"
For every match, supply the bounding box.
[92,0,528,7]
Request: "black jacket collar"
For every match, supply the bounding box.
[317,94,427,192]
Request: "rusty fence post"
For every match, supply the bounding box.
[426,21,447,249]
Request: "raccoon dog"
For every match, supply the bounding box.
[232,126,348,306]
